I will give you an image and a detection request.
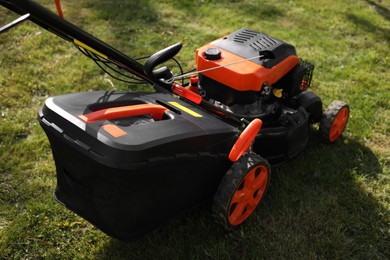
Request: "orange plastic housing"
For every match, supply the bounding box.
[196,43,300,92]
[229,118,262,162]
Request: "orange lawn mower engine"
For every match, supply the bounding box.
[196,28,324,165]
[196,28,318,112]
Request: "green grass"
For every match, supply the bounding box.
[1,0,389,258]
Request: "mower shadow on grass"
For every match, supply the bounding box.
[93,134,388,258]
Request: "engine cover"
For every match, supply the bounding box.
[196,28,299,104]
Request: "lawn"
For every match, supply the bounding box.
[0,0,389,258]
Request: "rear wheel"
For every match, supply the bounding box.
[319,100,349,143]
[212,152,270,230]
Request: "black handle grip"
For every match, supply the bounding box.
[144,43,182,79]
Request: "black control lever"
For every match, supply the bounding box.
[144,43,182,82]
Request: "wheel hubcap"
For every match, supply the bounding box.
[228,165,268,226]
[329,107,349,142]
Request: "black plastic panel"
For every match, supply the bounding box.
[212,28,297,68]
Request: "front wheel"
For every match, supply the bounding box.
[212,152,270,230]
[319,100,349,143]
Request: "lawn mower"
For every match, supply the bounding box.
[1,0,350,241]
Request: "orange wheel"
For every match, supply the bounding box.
[212,153,270,230]
[319,101,349,143]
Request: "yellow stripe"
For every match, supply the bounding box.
[74,39,108,59]
[168,102,203,118]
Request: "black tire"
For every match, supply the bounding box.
[212,152,271,230]
[319,100,349,143]
[296,91,323,123]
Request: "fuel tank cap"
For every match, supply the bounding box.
[204,48,222,60]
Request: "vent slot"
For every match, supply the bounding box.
[250,36,278,51]
[233,29,260,43]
